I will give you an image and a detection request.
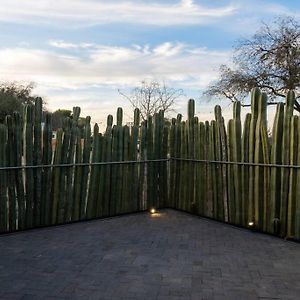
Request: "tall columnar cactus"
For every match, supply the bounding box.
[187,100,195,211]
[41,112,53,225]
[204,120,211,217]
[254,92,268,229]
[146,116,154,209]
[72,127,83,221]
[139,120,147,210]
[169,118,176,208]
[232,101,242,224]
[86,124,100,219]
[58,117,71,223]
[209,120,217,218]
[241,113,251,226]
[6,115,16,230]
[158,110,166,208]
[129,108,140,211]
[261,115,270,232]
[194,116,200,213]
[100,114,113,217]
[65,107,81,221]
[116,109,124,214]
[295,116,300,240]
[23,105,34,228]
[182,120,190,210]
[227,119,235,223]
[216,106,229,220]
[198,121,206,215]
[153,113,161,207]
[287,115,298,237]
[12,112,25,229]
[51,129,63,224]
[248,88,260,225]
[269,103,284,233]
[0,124,8,232]
[280,91,295,237]
[214,106,226,221]
[122,125,130,212]
[161,124,169,208]
[33,97,43,227]
[111,108,123,214]
[173,114,182,209]
[80,116,91,219]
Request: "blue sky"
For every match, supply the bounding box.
[0,0,299,127]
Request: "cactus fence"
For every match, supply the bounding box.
[0,88,299,240]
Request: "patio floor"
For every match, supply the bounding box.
[0,209,299,300]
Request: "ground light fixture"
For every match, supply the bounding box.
[248,221,254,227]
[150,208,156,214]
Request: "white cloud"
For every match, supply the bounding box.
[0,41,230,89]
[0,41,231,123]
[0,0,237,27]
[48,40,95,49]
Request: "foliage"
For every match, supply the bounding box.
[0,82,37,122]
[205,17,300,110]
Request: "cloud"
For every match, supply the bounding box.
[0,41,231,122]
[0,41,230,89]
[0,0,237,27]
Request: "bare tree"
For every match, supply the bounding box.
[119,80,184,121]
[204,17,300,111]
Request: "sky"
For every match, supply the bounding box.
[0,0,299,129]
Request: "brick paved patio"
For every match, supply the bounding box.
[0,209,299,300]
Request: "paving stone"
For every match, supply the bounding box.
[0,209,299,299]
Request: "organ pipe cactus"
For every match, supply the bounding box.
[5,115,16,231]
[51,129,63,224]
[269,103,284,234]
[254,92,268,229]
[80,116,91,219]
[41,112,53,225]
[33,97,43,227]
[280,91,295,237]
[232,101,242,224]
[241,113,251,226]
[248,88,260,225]
[13,112,25,229]
[23,105,34,228]
[0,124,7,232]
[65,107,81,221]
[287,115,298,237]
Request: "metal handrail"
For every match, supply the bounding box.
[171,157,300,169]
[0,157,300,170]
[0,159,169,171]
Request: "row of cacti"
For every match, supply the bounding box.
[0,88,299,240]
[0,99,168,232]
[170,88,300,240]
